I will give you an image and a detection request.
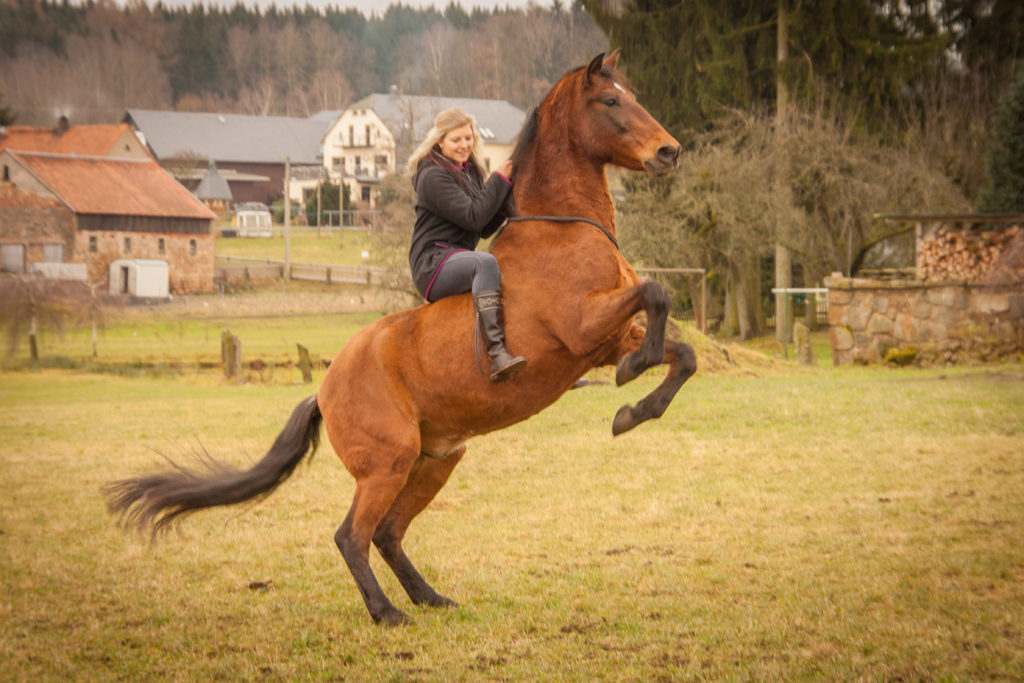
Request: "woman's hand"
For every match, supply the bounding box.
[496,159,513,180]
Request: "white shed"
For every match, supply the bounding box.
[109,259,169,298]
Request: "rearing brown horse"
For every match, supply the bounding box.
[105,51,697,626]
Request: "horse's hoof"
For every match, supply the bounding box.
[612,404,635,436]
[414,591,458,609]
[375,606,412,627]
[616,354,641,386]
[423,594,459,609]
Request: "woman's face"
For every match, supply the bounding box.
[439,123,474,165]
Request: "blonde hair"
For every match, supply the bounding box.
[406,107,487,177]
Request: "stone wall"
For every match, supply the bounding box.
[826,275,1024,365]
[0,183,76,269]
[75,229,214,294]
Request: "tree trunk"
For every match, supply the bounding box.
[723,270,739,337]
[737,254,762,341]
[803,263,819,331]
[774,0,793,344]
[775,244,792,342]
[727,255,762,341]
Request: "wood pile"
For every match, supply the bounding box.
[919,225,1022,283]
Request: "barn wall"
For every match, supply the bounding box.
[826,276,1024,365]
[76,229,214,294]
[0,183,76,268]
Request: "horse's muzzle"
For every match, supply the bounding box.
[643,144,681,176]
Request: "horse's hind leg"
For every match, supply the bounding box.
[373,446,466,609]
[334,444,419,626]
[613,339,697,436]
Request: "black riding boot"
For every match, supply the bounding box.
[473,290,527,381]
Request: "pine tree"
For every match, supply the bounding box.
[978,73,1024,213]
[580,0,947,135]
[0,93,16,125]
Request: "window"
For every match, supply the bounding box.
[2,165,9,182]
[43,243,63,262]
[189,239,197,256]
[348,125,354,146]
[123,237,131,253]
[365,125,372,145]
[88,235,98,253]
[361,186,370,202]
[354,156,362,173]
[158,238,166,255]
[2,244,25,273]
[332,158,341,171]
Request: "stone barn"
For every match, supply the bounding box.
[0,150,216,294]
[827,215,1024,365]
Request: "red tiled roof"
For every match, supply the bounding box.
[0,181,64,209]
[10,151,216,219]
[0,123,141,157]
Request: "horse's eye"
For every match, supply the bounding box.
[603,97,618,108]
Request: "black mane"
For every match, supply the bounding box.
[509,107,539,172]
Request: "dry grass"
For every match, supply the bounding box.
[2,359,1023,680]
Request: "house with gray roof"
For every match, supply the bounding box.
[124,109,333,207]
[316,94,526,209]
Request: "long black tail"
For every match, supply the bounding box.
[104,395,322,536]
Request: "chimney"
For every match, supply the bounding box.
[55,115,70,135]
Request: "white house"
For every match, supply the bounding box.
[292,94,527,210]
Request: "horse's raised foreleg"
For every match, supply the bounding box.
[334,446,419,626]
[613,280,671,386]
[612,338,696,436]
[373,447,466,609]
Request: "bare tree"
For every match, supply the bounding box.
[238,75,276,116]
[618,106,968,339]
[0,276,108,361]
[224,25,256,95]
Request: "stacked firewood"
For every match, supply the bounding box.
[918,225,1022,282]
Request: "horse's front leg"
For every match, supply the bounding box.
[568,280,694,433]
[612,280,671,386]
[612,335,696,436]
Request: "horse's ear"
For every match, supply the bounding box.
[584,52,605,87]
[604,48,621,69]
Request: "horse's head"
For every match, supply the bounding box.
[573,50,681,177]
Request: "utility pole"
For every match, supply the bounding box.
[316,171,322,233]
[284,156,291,289]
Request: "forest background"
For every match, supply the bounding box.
[1,0,1023,338]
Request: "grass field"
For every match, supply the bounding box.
[2,309,1023,680]
[7,311,382,372]
[216,230,376,267]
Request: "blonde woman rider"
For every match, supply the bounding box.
[407,107,526,381]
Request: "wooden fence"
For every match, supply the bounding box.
[215,255,388,286]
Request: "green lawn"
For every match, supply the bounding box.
[216,230,377,267]
[3,311,383,374]
[2,332,1022,679]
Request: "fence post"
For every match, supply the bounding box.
[221,329,241,378]
[296,343,313,383]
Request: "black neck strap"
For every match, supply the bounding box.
[503,215,619,250]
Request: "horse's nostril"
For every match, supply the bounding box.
[657,145,681,163]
